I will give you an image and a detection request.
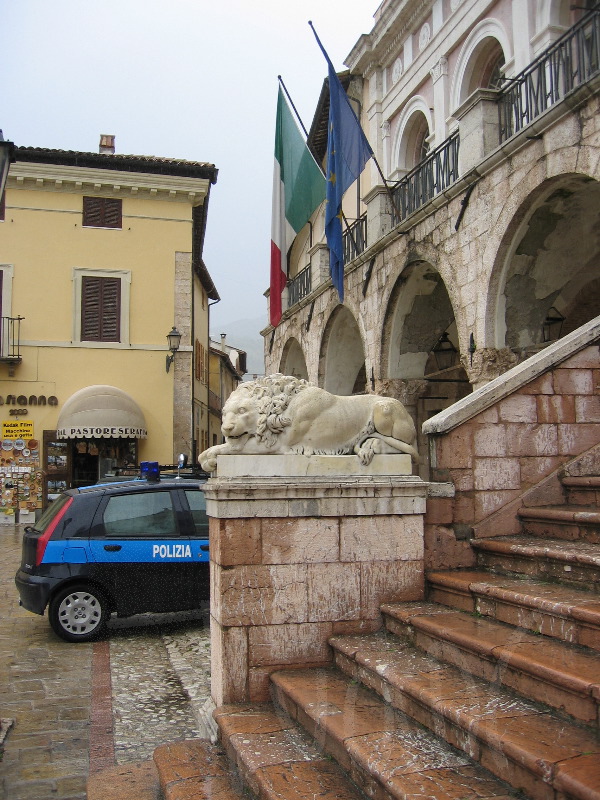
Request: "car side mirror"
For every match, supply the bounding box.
[178,454,188,469]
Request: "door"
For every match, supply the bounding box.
[87,487,197,616]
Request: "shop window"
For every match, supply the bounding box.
[83,196,122,229]
[81,276,121,342]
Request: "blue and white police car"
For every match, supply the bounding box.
[15,463,210,642]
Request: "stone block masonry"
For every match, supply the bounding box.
[203,457,427,705]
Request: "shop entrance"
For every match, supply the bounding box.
[43,432,139,505]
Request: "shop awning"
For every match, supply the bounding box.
[56,385,147,439]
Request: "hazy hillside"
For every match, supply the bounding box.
[210,316,265,377]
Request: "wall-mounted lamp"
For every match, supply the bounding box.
[542,307,565,343]
[432,332,458,372]
[0,130,16,200]
[166,326,182,373]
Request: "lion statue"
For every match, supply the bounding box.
[199,374,418,473]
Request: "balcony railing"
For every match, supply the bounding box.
[499,8,600,142]
[287,265,312,307]
[0,316,24,363]
[342,214,367,264]
[391,130,460,225]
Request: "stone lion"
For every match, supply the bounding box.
[199,374,418,473]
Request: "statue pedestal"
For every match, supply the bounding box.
[204,455,426,705]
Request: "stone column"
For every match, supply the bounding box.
[454,89,501,174]
[462,347,518,390]
[203,455,427,705]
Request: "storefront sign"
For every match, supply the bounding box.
[2,421,35,440]
[0,395,59,417]
[56,426,147,439]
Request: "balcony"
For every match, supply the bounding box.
[342,214,367,264]
[208,389,222,413]
[0,316,24,365]
[391,131,460,225]
[288,265,312,307]
[499,7,600,142]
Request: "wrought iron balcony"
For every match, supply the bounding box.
[288,265,312,307]
[391,131,460,225]
[0,316,24,364]
[342,214,367,264]
[499,7,600,142]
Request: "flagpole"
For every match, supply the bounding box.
[308,20,404,226]
[278,75,362,260]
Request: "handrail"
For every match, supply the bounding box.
[391,131,460,225]
[498,8,600,142]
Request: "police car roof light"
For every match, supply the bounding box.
[140,461,160,482]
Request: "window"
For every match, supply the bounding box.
[103,491,178,537]
[195,340,208,383]
[83,196,122,229]
[184,489,208,537]
[81,276,121,342]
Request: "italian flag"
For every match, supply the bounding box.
[270,86,326,327]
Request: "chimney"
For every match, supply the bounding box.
[99,134,115,155]
[220,333,227,351]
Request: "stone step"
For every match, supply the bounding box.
[152,739,245,800]
[562,476,600,506]
[323,636,600,800]
[87,760,162,800]
[269,667,518,800]
[427,569,600,650]
[471,535,600,590]
[381,601,600,726]
[213,703,366,800]
[518,505,600,543]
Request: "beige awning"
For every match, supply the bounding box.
[57,385,147,439]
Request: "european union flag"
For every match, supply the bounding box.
[311,23,373,302]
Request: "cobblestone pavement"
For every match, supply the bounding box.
[0,525,212,800]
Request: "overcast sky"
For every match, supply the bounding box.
[1,0,377,335]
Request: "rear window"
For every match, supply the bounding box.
[34,494,72,534]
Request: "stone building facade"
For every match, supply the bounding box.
[263,0,600,478]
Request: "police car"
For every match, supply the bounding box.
[15,463,209,643]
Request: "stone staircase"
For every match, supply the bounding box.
[90,473,600,800]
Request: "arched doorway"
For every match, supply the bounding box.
[320,306,366,395]
[496,176,600,355]
[279,337,309,381]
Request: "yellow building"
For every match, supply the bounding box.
[0,137,218,519]
[207,336,246,448]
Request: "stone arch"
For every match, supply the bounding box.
[535,0,572,32]
[278,337,308,380]
[391,97,433,174]
[487,174,600,353]
[450,18,511,112]
[319,305,366,395]
[383,259,459,380]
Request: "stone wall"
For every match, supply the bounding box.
[204,463,427,705]
[424,336,600,569]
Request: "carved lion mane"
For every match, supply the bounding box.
[240,374,310,449]
[199,373,419,473]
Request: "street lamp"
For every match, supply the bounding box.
[166,326,182,373]
[0,131,15,201]
[431,331,458,372]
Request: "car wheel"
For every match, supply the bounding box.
[49,585,109,643]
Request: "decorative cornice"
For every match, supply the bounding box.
[8,162,211,204]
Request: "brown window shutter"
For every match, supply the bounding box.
[81,276,121,342]
[83,197,122,228]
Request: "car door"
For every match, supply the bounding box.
[177,485,210,607]
[87,486,195,616]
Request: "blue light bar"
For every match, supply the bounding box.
[140,461,160,482]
